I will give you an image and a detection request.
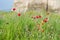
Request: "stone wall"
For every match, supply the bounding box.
[12,0,60,13]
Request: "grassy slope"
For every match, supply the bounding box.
[0,10,60,40]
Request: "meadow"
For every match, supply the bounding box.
[0,10,60,40]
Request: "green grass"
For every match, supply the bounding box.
[0,10,60,40]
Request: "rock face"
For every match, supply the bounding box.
[12,0,60,13]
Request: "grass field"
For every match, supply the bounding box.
[0,10,60,40]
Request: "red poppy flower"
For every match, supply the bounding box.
[39,16,42,18]
[32,15,42,19]
[36,16,39,18]
[36,16,42,19]
[18,13,21,16]
[43,18,48,23]
[13,8,16,11]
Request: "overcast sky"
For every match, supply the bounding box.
[0,0,13,11]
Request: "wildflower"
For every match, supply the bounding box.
[32,15,42,19]
[43,18,48,23]
[39,16,42,18]
[18,13,21,16]
[13,8,16,11]
[36,16,42,19]
[36,16,39,18]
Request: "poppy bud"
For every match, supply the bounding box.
[32,16,36,19]
[42,29,44,32]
